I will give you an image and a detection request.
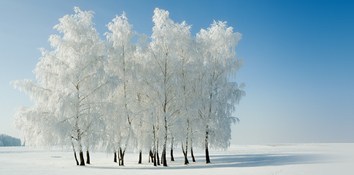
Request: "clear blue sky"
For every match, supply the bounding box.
[1,0,353,144]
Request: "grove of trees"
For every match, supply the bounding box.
[13,7,244,167]
[0,134,21,147]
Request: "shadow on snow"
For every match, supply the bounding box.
[85,153,329,170]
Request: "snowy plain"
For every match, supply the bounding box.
[0,143,353,175]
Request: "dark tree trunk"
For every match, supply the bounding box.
[148,152,151,163]
[79,151,85,166]
[86,150,90,164]
[118,149,121,164]
[71,141,79,165]
[183,152,189,165]
[205,128,211,164]
[118,147,125,166]
[182,144,189,165]
[138,150,142,164]
[190,133,196,162]
[149,150,154,163]
[170,137,174,161]
[170,147,174,161]
[191,147,196,162]
[205,146,210,164]
[161,147,167,166]
[114,151,117,163]
[74,151,79,165]
[152,126,158,166]
[153,151,157,166]
[156,149,160,166]
[162,79,168,167]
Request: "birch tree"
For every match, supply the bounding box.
[145,8,195,166]
[196,21,243,163]
[173,22,196,165]
[105,13,138,166]
[14,7,108,166]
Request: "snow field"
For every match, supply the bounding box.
[1,143,353,175]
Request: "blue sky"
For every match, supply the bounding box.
[0,0,353,144]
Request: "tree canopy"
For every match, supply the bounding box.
[14,7,244,166]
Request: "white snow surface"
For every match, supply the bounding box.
[0,143,353,175]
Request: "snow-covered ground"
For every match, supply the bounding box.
[0,143,353,175]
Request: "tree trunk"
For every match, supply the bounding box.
[205,126,211,164]
[71,141,79,165]
[79,151,85,166]
[156,149,160,166]
[183,152,189,165]
[118,149,121,164]
[138,150,142,164]
[161,116,168,166]
[162,67,168,167]
[182,143,189,165]
[86,150,90,164]
[114,151,117,163]
[170,147,174,161]
[191,146,196,162]
[152,126,158,166]
[190,130,196,162]
[161,147,167,166]
[182,121,189,165]
[74,151,79,165]
[119,147,125,166]
[170,137,174,161]
[153,150,157,166]
[149,150,154,163]
[205,146,210,164]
